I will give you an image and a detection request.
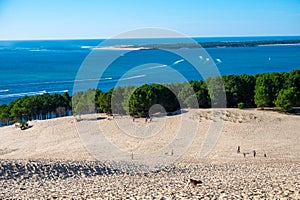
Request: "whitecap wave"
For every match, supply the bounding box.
[172,59,184,65]
[48,90,69,94]
[150,64,167,69]
[119,74,146,81]
[0,89,9,93]
[0,78,113,87]
[81,46,95,49]
[0,90,47,99]
[28,49,48,52]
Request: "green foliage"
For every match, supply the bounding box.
[189,80,211,108]
[178,82,198,108]
[95,89,113,114]
[286,70,300,106]
[128,84,157,117]
[222,74,256,108]
[238,102,245,109]
[126,84,180,117]
[111,87,127,115]
[274,88,298,112]
[206,76,226,108]
[254,71,300,110]
[254,85,271,107]
[152,84,180,112]
[255,74,274,107]
[10,99,25,120]
[239,74,256,107]
[0,92,72,124]
[0,70,299,126]
[73,89,98,115]
[0,104,10,125]
[121,86,137,115]
[223,75,241,107]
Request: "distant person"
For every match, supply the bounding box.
[264,153,267,158]
[243,153,246,158]
[253,150,256,158]
[237,146,240,153]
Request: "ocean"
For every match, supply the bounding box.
[0,36,300,105]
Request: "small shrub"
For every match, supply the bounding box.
[238,102,245,109]
[20,121,29,130]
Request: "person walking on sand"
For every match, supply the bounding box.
[243,153,246,158]
[237,146,240,153]
[253,150,256,158]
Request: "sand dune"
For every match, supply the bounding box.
[1,108,299,162]
[0,108,299,199]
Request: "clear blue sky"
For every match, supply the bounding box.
[0,0,299,40]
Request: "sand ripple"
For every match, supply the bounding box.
[0,160,299,199]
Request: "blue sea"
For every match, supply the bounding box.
[0,36,300,105]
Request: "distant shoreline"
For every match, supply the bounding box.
[110,40,300,50]
[97,42,300,51]
[1,38,300,51]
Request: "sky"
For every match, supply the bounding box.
[0,0,299,40]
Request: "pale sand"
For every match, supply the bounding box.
[93,46,148,51]
[0,108,299,199]
[0,117,93,160]
[0,108,299,162]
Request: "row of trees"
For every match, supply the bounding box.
[254,70,300,110]
[72,82,208,117]
[0,92,71,126]
[0,70,299,126]
[73,70,299,117]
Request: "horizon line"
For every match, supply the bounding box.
[0,35,300,41]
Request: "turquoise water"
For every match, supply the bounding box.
[0,36,300,105]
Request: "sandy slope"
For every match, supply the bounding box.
[0,108,299,163]
[1,109,300,199]
[0,117,93,160]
